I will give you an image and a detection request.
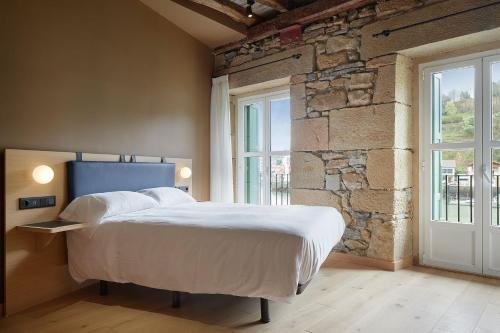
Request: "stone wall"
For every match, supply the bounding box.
[215,0,422,262]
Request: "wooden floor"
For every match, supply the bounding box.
[2,257,500,333]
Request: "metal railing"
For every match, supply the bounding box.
[441,174,500,225]
[271,173,289,205]
[443,174,473,223]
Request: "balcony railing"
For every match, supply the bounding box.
[271,173,289,206]
[442,174,474,223]
[440,174,500,225]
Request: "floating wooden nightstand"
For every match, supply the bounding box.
[17,221,84,234]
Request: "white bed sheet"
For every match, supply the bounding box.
[67,202,345,302]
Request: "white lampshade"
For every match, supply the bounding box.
[32,165,54,184]
[179,167,192,179]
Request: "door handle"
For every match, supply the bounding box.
[483,164,491,183]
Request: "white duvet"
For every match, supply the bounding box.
[67,202,345,302]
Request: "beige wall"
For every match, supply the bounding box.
[0,0,213,200]
[0,0,213,303]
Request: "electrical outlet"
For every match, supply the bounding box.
[19,196,56,210]
[175,186,189,193]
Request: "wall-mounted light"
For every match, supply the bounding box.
[179,167,192,179]
[32,165,54,184]
[246,0,254,18]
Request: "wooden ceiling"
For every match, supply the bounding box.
[169,0,374,49]
[184,0,318,25]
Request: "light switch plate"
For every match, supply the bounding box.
[19,196,56,210]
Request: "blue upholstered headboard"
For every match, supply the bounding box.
[67,161,176,201]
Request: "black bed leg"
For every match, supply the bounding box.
[99,280,108,296]
[172,291,181,308]
[260,298,270,323]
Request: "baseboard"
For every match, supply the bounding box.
[330,252,413,272]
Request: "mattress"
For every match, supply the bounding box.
[67,202,345,302]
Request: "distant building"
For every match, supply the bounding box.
[442,160,456,176]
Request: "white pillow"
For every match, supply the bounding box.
[139,187,195,207]
[59,191,159,225]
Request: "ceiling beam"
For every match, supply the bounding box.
[249,0,375,38]
[171,0,247,34]
[189,0,259,26]
[256,0,288,13]
[215,0,375,54]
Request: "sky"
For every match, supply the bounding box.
[440,66,475,98]
[494,62,500,83]
[270,98,291,151]
[439,61,500,98]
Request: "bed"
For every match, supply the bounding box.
[62,160,345,323]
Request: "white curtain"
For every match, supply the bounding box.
[210,75,234,203]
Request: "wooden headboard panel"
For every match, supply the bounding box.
[3,149,192,315]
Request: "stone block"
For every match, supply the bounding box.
[349,72,374,89]
[291,83,307,119]
[326,159,349,169]
[304,22,327,32]
[317,52,349,70]
[291,189,341,210]
[291,152,324,189]
[326,174,341,191]
[331,78,349,89]
[214,53,226,68]
[224,50,237,60]
[350,16,374,29]
[309,90,347,111]
[306,81,330,90]
[342,172,363,190]
[373,55,413,105]
[342,211,354,226]
[394,103,412,149]
[326,35,360,53]
[344,239,369,250]
[231,54,252,67]
[366,54,397,68]
[367,219,395,261]
[373,64,396,104]
[359,7,376,18]
[322,152,344,160]
[291,74,307,84]
[361,228,371,241]
[367,149,412,189]
[303,28,325,42]
[350,189,410,215]
[348,90,372,106]
[329,103,411,150]
[395,54,413,106]
[291,118,329,151]
[347,151,367,166]
[394,218,412,260]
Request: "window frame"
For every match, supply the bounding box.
[236,89,290,205]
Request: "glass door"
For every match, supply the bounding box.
[422,59,483,274]
[237,90,290,205]
[483,54,500,277]
[422,51,500,278]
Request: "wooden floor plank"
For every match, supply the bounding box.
[1,260,499,333]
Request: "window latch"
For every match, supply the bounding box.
[482,164,491,183]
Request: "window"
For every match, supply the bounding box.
[237,90,290,205]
